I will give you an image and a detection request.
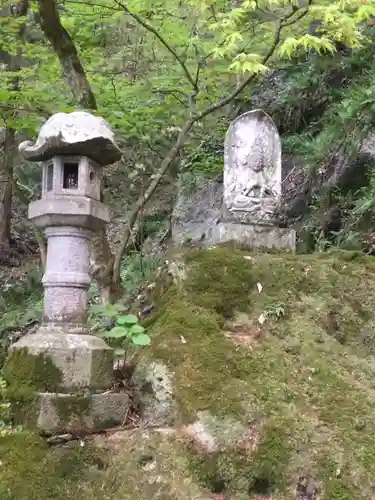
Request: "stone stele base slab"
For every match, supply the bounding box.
[211,221,296,252]
[34,391,130,434]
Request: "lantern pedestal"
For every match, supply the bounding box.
[8,332,129,434]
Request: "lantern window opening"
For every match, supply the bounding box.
[46,162,53,192]
[63,162,79,189]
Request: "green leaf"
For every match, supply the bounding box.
[117,314,138,326]
[113,302,127,313]
[106,305,120,317]
[90,303,107,315]
[131,333,151,346]
[91,304,119,318]
[130,324,145,335]
[102,326,129,339]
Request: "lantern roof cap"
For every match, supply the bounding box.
[19,111,122,166]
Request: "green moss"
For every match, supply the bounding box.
[184,246,255,318]
[318,457,359,500]
[149,296,260,420]
[2,348,63,427]
[325,483,357,500]
[187,447,253,495]
[5,247,375,498]
[142,247,375,497]
[3,347,62,393]
[247,423,291,493]
[187,422,291,496]
[52,394,92,427]
[0,431,108,500]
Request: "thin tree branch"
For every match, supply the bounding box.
[198,3,312,121]
[65,0,119,11]
[114,0,198,92]
[112,119,194,280]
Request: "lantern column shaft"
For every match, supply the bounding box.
[42,226,92,329]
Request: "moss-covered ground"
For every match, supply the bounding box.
[3,246,375,499]
[144,246,375,498]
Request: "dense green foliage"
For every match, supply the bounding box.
[2,0,375,162]
[1,0,375,256]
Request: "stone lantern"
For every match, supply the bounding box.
[5,111,129,434]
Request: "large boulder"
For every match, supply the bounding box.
[171,172,223,247]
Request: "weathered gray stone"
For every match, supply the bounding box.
[209,109,296,251]
[182,411,260,454]
[29,198,109,230]
[132,361,176,426]
[10,332,113,391]
[172,110,296,250]
[36,391,130,434]
[171,173,222,247]
[7,111,120,434]
[224,109,281,222]
[19,111,122,165]
[15,111,114,336]
[211,221,296,251]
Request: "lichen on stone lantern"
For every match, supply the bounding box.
[6,111,130,434]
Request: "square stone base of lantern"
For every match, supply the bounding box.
[9,331,114,391]
[210,221,296,252]
[34,391,130,435]
[5,331,130,434]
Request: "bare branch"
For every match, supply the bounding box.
[114,0,199,93]
[112,119,194,280]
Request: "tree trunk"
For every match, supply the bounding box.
[0,129,15,246]
[0,1,28,247]
[90,227,123,303]
[38,0,96,109]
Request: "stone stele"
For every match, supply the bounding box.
[211,109,296,251]
[6,111,129,434]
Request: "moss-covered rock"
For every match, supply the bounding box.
[3,348,62,393]
[2,348,63,426]
[141,246,375,498]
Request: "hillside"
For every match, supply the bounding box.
[3,2,375,499]
[3,246,375,499]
